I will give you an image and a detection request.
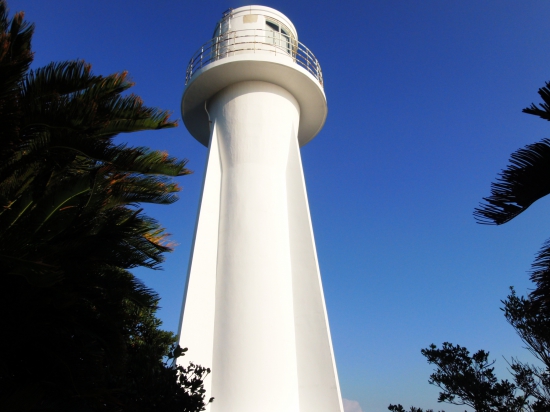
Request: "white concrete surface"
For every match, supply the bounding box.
[210,81,301,412]
[178,6,343,412]
[182,54,327,147]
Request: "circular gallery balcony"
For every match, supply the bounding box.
[181,7,327,147]
[185,29,324,88]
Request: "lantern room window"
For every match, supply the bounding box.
[265,18,293,55]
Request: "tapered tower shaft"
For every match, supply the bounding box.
[211,81,300,411]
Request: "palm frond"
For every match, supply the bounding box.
[474,138,550,224]
[0,0,7,33]
[0,190,33,232]
[0,159,41,202]
[21,60,102,102]
[68,208,171,269]
[529,238,550,313]
[105,147,190,176]
[8,9,32,61]
[46,139,189,176]
[109,174,181,205]
[20,66,177,135]
[523,81,550,122]
[94,93,177,133]
[0,5,33,100]
[30,173,92,235]
[19,63,132,137]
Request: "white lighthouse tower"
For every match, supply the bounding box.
[177,6,343,412]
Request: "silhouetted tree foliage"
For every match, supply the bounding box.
[0,1,211,410]
[388,405,436,412]
[389,82,550,412]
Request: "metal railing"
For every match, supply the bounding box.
[185,29,324,87]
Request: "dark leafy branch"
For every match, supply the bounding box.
[0,1,210,410]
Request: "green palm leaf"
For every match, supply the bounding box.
[0,2,207,408]
[21,60,109,103]
[474,138,550,224]
[475,82,550,225]
[0,3,33,102]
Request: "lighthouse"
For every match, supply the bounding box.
[177,6,343,412]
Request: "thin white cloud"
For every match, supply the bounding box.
[343,398,364,412]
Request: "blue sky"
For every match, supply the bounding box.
[10,1,550,411]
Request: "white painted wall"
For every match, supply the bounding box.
[210,80,300,412]
[214,5,298,39]
[286,129,344,412]
[214,7,296,62]
[176,123,221,398]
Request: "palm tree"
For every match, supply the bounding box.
[472,80,550,409]
[0,1,209,410]
[474,81,550,312]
